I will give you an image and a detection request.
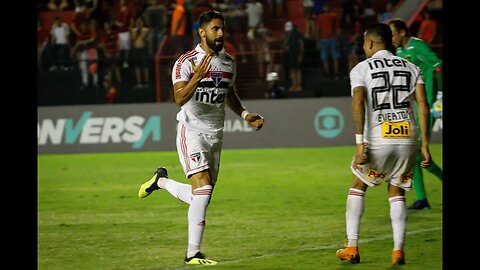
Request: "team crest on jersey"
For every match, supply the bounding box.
[190,152,201,162]
[210,71,223,87]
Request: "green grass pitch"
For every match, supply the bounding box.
[38,144,443,270]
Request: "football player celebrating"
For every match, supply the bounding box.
[138,10,264,265]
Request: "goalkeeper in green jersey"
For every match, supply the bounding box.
[388,18,443,210]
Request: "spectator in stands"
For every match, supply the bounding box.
[361,0,377,29]
[283,21,304,92]
[71,20,99,90]
[215,0,248,63]
[267,27,284,79]
[255,26,274,81]
[417,9,437,44]
[49,16,72,71]
[265,71,286,98]
[409,12,422,37]
[340,0,357,29]
[264,27,278,75]
[47,0,61,11]
[85,0,104,28]
[132,0,149,19]
[266,0,285,20]
[73,0,84,12]
[98,19,122,85]
[116,0,133,69]
[71,1,93,40]
[426,0,442,25]
[59,0,72,11]
[131,16,151,88]
[244,0,264,57]
[378,0,394,23]
[303,0,315,38]
[143,0,167,58]
[169,0,187,56]
[46,0,72,11]
[314,2,341,80]
[38,19,51,70]
[223,32,237,59]
[103,73,118,103]
[191,0,213,49]
[344,14,364,72]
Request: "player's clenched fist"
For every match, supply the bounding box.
[245,113,265,131]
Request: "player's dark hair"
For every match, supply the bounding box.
[388,18,411,36]
[198,10,225,28]
[366,23,395,53]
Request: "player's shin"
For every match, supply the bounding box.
[346,188,365,246]
[389,196,407,251]
[187,185,213,258]
[164,179,193,204]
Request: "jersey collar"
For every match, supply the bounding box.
[371,50,394,58]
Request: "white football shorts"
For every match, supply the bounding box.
[351,143,417,190]
[176,122,223,185]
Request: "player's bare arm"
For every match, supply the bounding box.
[173,55,213,106]
[226,86,265,131]
[352,86,367,165]
[414,83,432,168]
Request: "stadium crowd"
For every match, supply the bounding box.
[37,0,443,104]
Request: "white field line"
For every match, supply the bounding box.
[165,227,441,270]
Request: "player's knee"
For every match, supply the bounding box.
[388,183,405,197]
[190,173,215,192]
[193,185,213,195]
[351,175,368,191]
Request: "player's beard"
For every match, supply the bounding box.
[206,36,223,52]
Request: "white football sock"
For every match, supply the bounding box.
[346,188,365,247]
[389,196,407,251]
[162,178,193,204]
[186,185,212,258]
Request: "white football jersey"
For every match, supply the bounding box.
[350,50,425,145]
[172,44,236,135]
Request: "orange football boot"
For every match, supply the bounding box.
[392,250,405,265]
[336,246,360,264]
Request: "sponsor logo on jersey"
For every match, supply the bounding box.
[400,173,413,183]
[382,121,411,138]
[195,90,226,104]
[175,50,198,80]
[366,168,386,179]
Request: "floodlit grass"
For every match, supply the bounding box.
[38,144,443,270]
